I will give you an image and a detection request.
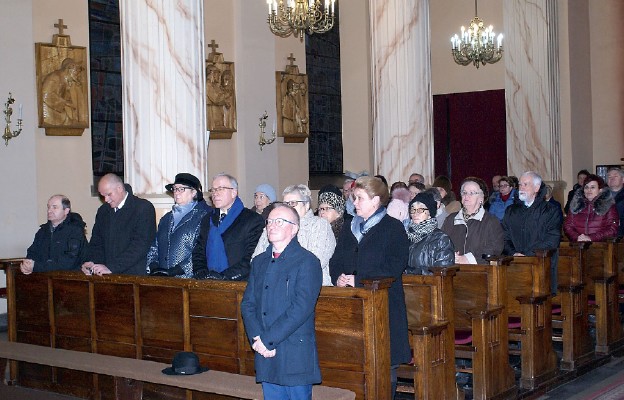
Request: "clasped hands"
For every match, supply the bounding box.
[252,336,276,358]
[336,273,355,287]
[81,262,112,276]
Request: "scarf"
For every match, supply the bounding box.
[351,207,386,243]
[172,201,196,228]
[206,197,244,272]
[406,217,438,244]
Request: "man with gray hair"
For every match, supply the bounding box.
[502,171,562,292]
[607,167,624,237]
[193,173,264,281]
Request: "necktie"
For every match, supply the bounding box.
[219,213,226,224]
[272,252,281,259]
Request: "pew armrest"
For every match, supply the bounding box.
[409,320,449,336]
[516,293,550,304]
[467,305,504,319]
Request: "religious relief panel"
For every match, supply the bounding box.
[276,54,309,143]
[35,19,89,136]
[205,40,237,139]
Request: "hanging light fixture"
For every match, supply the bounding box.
[450,0,503,69]
[266,0,336,41]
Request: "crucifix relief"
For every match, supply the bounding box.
[205,39,237,139]
[54,19,68,35]
[276,53,309,143]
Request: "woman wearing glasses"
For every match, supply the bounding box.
[329,176,410,399]
[317,184,348,239]
[252,184,336,286]
[405,192,454,275]
[146,173,210,277]
[488,176,516,221]
[442,177,504,264]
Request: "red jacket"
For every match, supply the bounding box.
[563,189,619,241]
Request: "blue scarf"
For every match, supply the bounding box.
[172,201,196,228]
[351,206,386,242]
[206,197,244,272]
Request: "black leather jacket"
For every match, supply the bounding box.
[405,228,454,275]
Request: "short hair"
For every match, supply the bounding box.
[498,176,512,186]
[390,181,408,192]
[409,173,425,183]
[50,194,71,210]
[607,167,624,178]
[424,187,442,202]
[460,177,489,199]
[212,173,238,190]
[583,174,606,189]
[577,169,591,177]
[282,184,312,204]
[522,171,543,187]
[408,182,426,192]
[270,203,300,225]
[355,176,390,205]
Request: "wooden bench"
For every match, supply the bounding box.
[553,242,594,370]
[401,268,462,399]
[451,260,517,400]
[4,267,392,400]
[0,341,355,400]
[505,251,558,390]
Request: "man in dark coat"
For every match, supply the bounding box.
[241,204,322,399]
[607,167,624,237]
[21,195,87,274]
[192,173,264,281]
[502,171,562,293]
[82,173,156,276]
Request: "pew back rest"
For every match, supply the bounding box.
[506,252,551,315]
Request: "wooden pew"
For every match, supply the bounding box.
[505,251,558,390]
[401,268,463,400]
[4,266,393,400]
[553,242,594,370]
[451,260,517,400]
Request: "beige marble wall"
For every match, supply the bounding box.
[119,0,207,197]
[369,0,434,184]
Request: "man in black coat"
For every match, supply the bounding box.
[82,173,156,276]
[21,195,87,274]
[502,171,562,293]
[607,167,624,237]
[192,173,264,281]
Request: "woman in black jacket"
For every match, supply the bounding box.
[405,192,454,275]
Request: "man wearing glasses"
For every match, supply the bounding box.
[241,204,322,399]
[192,173,264,281]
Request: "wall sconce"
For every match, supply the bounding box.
[3,93,23,146]
[258,111,276,151]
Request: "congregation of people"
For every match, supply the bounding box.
[18,166,624,399]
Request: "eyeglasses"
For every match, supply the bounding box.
[208,186,234,195]
[498,184,510,188]
[318,206,334,212]
[282,200,308,207]
[409,208,429,215]
[265,218,297,227]
[460,191,483,197]
[172,186,193,193]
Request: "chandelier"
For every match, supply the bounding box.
[266,0,336,41]
[450,0,503,69]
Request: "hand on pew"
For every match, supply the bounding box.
[81,262,111,276]
[336,273,355,287]
[20,259,34,275]
[577,234,592,242]
[513,252,525,256]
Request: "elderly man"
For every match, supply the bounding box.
[192,173,264,281]
[607,167,624,237]
[82,174,156,276]
[408,173,425,185]
[502,171,562,292]
[241,204,322,399]
[21,195,87,274]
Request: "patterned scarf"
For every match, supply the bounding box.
[406,217,438,244]
[172,201,196,228]
[351,207,386,242]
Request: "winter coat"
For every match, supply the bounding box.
[241,238,322,386]
[146,201,211,278]
[405,228,454,275]
[442,207,504,264]
[26,212,87,272]
[329,214,411,366]
[502,183,562,255]
[612,188,624,237]
[488,189,516,221]
[563,188,619,242]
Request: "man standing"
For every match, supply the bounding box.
[21,195,87,274]
[241,204,322,399]
[192,173,264,281]
[81,173,156,276]
[607,167,624,237]
[502,171,562,292]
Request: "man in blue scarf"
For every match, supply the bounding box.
[192,173,264,281]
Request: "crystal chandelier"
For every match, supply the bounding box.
[450,0,503,69]
[266,0,336,41]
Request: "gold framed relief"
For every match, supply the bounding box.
[276,53,309,143]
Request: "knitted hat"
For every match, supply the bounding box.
[318,184,345,216]
[165,173,203,201]
[255,184,277,203]
[432,175,452,194]
[409,192,437,217]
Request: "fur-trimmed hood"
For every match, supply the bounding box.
[568,187,614,215]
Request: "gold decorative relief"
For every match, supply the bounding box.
[276,53,309,143]
[206,40,237,140]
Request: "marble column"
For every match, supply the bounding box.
[119,0,207,195]
[369,0,434,184]
[504,0,561,180]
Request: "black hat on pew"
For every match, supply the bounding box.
[162,351,208,375]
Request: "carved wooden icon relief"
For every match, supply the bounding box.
[276,53,309,143]
[205,40,237,140]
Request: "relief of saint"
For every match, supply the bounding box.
[41,57,87,126]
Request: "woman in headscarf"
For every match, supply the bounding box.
[317,184,347,239]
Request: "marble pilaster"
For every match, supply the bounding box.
[504,0,561,180]
[369,0,434,183]
[119,0,207,195]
